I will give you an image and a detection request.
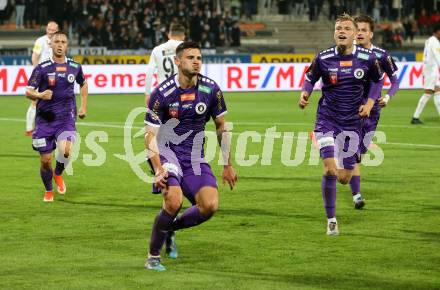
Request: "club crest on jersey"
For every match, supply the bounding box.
[329,72,337,85]
[67,74,75,83]
[195,102,207,114]
[169,102,179,118]
[47,72,56,86]
[354,68,364,79]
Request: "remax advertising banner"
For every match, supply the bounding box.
[0,62,432,95]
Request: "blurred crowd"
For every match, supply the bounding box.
[1,0,439,50]
[1,0,242,49]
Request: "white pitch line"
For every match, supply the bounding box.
[1,117,439,148]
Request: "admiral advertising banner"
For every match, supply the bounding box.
[0,62,432,95]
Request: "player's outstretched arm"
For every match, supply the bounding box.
[25,88,52,101]
[78,82,88,119]
[214,115,237,190]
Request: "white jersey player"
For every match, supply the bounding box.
[25,21,59,136]
[412,24,440,124]
[144,24,186,106]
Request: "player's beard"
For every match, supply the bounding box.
[181,66,199,79]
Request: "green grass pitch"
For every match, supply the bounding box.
[0,90,439,289]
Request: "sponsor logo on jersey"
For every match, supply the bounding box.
[198,84,212,94]
[182,103,193,109]
[56,66,67,72]
[180,93,195,102]
[358,53,370,60]
[339,61,353,67]
[69,62,79,68]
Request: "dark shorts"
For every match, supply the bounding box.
[360,111,380,155]
[32,119,76,154]
[315,117,361,170]
[153,160,218,205]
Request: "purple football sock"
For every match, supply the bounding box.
[322,175,337,218]
[349,175,361,196]
[149,210,176,256]
[54,161,65,176]
[40,167,53,192]
[173,206,212,231]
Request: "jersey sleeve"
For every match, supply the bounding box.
[145,48,158,94]
[366,54,384,100]
[27,65,43,90]
[368,54,384,83]
[381,52,399,97]
[302,55,322,94]
[209,84,227,119]
[429,38,440,66]
[76,64,86,86]
[145,89,165,127]
[32,37,43,55]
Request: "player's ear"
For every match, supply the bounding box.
[174,55,179,66]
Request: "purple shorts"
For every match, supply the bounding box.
[360,111,380,155]
[315,118,361,170]
[154,160,218,205]
[32,119,76,154]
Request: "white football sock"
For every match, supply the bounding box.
[328,217,337,224]
[413,93,432,119]
[25,104,36,131]
[434,92,440,115]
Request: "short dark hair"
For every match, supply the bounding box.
[354,14,375,32]
[176,41,201,56]
[170,23,185,35]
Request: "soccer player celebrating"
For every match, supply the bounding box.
[25,21,59,136]
[299,14,383,235]
[351,14,399,209]
[144,23,186,257]
[144,23,186,107]
[25,31,88,202]
[411,23,440,124]
[144,41,237,271]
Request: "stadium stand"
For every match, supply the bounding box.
[0,0,438,52]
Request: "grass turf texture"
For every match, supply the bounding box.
[0,90,439,289]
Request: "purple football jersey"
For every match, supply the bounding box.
[303,45,384,130]
[145,73,227,164]
[27,57,86,121]
[366,45,399,113]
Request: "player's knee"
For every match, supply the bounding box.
[40,158,51,170]
[323,166,337,176]
[338,175,350,185]
[199,200,218,217]
[164,201,182,216]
